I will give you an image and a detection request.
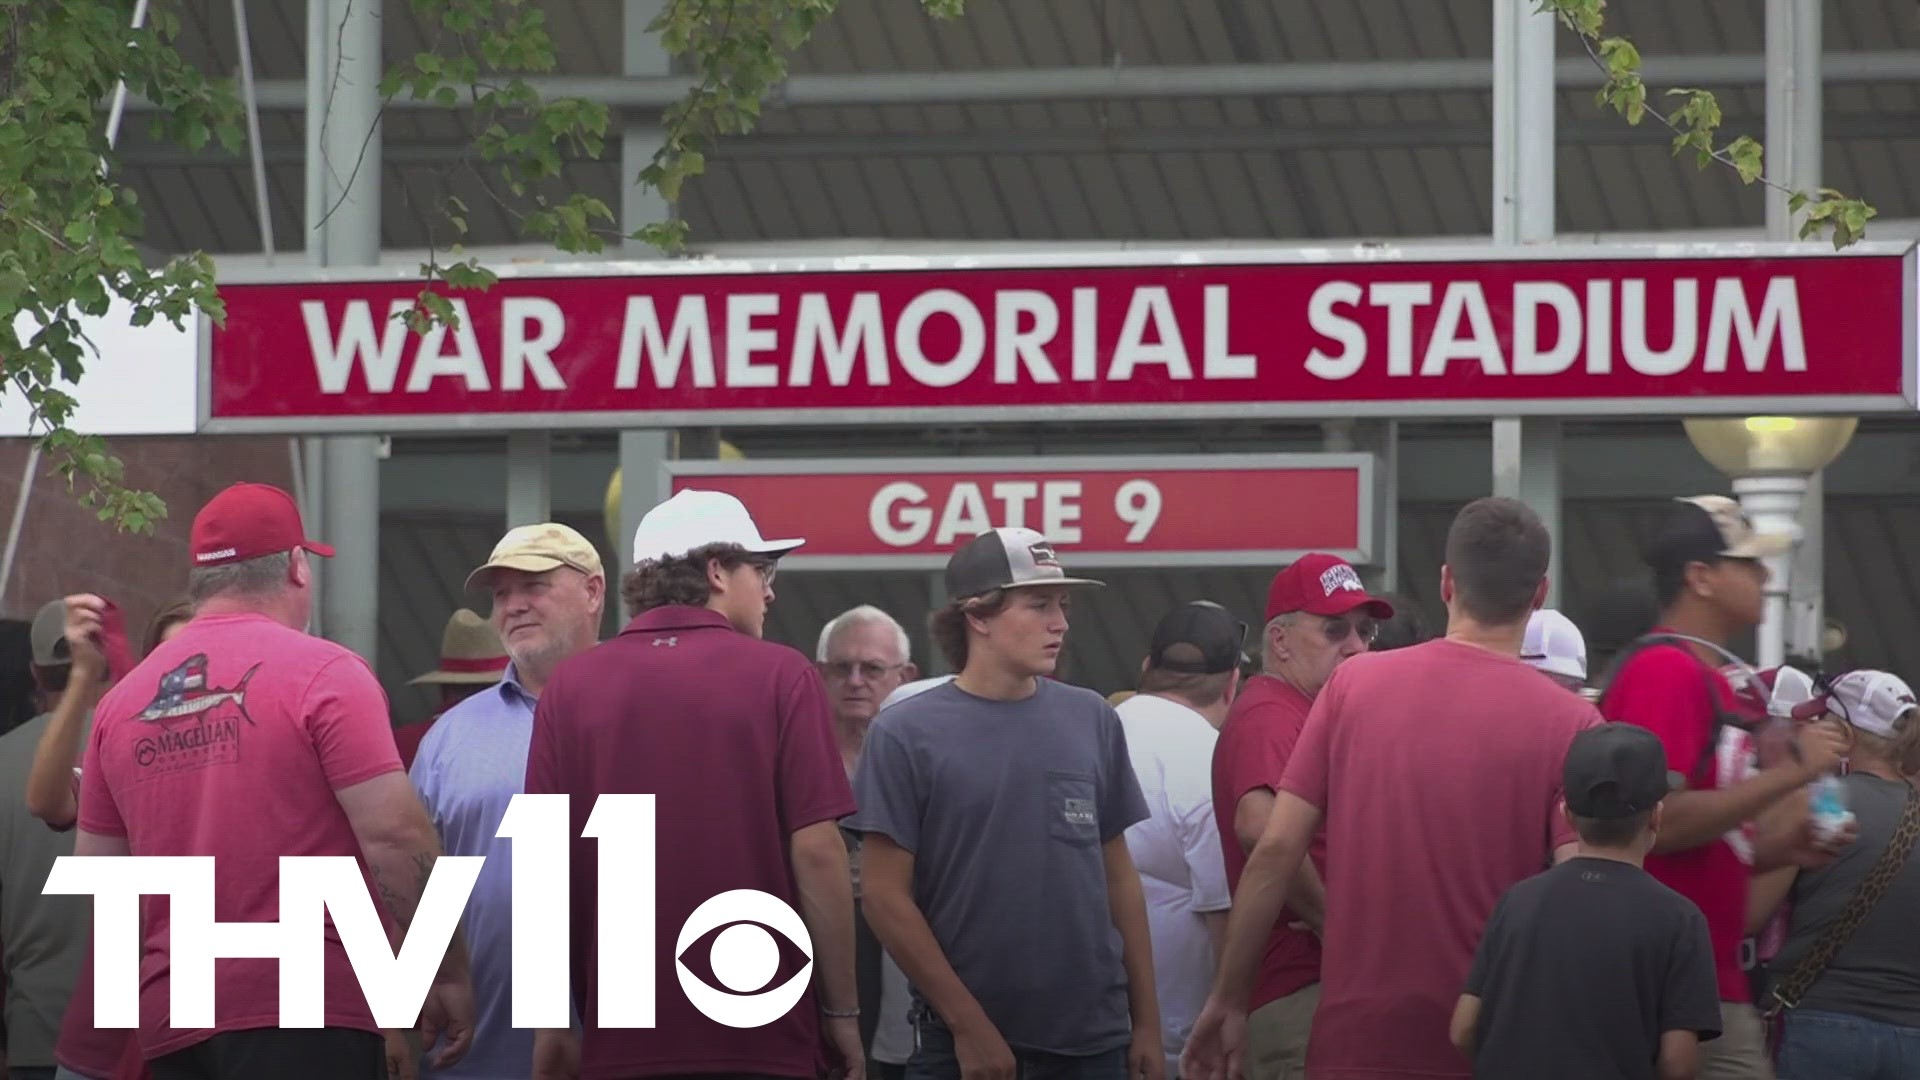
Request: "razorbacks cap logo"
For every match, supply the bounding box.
[1319,563,1364,597]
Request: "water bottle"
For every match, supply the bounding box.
[1808,774,1854,843]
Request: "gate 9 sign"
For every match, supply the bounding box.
[664,454,1377,570]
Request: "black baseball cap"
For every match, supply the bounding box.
[944,527,1105,601]
[1563,723,1686,819]
[1147,601,1249,675]
[1643,495,1791,570]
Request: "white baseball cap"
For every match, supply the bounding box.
[631,489,805,565]
[1521,609,1587,683]
[1802,670,1918,739]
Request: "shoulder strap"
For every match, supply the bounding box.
[1595,633,1741,783]
[1764,784,1920,1019]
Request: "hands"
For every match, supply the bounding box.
[1794,723,1847,780]
[418,973,476,1070]
[63,594,108,682]
[1179,996,1248,1080]
[383,1030,418,1080]
[1801,814,1860,867]
[533,1028,581,1080]
[1129,1029,1166,1080]
[952,1016,1017,1080]
[823,1015,867,1080]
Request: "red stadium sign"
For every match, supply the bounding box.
[663,454,1376,569]
[201,243,1920,433]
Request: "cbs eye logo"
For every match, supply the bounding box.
[674,890,815,1028]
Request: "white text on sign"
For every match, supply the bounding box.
[869,478,1163,547]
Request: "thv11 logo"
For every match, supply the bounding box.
[44,795,812,1030]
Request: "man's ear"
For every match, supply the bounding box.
[1684,559,1714,601]
[1530,576,1549,613]
[1267,621,1288,661]
[1439,564,1455,605]
[901,661,920,682]
[705,557,731,593]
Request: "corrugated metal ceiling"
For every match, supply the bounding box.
[121,0,1920,254]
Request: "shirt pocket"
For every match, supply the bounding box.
[1045,769,1100,847]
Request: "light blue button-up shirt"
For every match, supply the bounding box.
[409,665,534,1080]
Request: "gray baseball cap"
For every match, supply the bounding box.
[30,599,69,667]
[944,527,1104,600]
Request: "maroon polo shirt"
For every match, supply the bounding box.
[524,605,855,1080]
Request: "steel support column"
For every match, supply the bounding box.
[1490,0,1562,605]
[310,0,383,656]
[506,431,552,526]
[1769,0,1828,664]
[616,0,673,608]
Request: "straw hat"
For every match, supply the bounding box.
[410,609,510,685]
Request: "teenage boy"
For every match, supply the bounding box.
[847,527,1164,1080]
[1602,496,1849,1077]
[1451,723,1723,1080]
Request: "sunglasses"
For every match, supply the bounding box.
[1320,614,1379,645]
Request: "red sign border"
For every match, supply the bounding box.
[198,240,1920,434]
[663,452,1378,571]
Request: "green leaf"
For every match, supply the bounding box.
[1723,135,1764,184]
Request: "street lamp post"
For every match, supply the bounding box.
[1682,416,1857,668]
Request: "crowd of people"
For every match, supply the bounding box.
[0,479,1914,1080]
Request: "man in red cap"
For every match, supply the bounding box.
[75,482,475,1080]
[1208,553,1391,1080]
[1188,498,1602,1080]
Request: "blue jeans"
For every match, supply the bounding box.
[1778,1009,1920,1080]
[905,1018,1128,1080]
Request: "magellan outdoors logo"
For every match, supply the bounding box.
[44,795,813,1030]
[1028,541,1061,568]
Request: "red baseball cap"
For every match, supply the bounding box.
[1265,553,1394,622]
[189,483,335,567]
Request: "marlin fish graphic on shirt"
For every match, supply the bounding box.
[136,654,261,727]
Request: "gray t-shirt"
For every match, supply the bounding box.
[0,714,90,1068]
[1769,773,1920,1028]
[846,677,1150,1056]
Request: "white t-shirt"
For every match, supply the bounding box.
[1114,692,1232,1076]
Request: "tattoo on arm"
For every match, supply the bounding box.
[370,851,440,932]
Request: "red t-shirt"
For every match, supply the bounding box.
[1211,675,1326,1008]
[79,613,403,1060]
[524,606,857,1080]
[1278,638,1600,1079]
[1600,631,1763,1003]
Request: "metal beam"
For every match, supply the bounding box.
[116,52,1920,112]
[1770,0,1829,667]
[1490,0,1563,605]
[108,115,1911,169]
[312,0,384,661]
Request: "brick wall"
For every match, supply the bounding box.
[0,435,297,635]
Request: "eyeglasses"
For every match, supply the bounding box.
[748,559,778,585]
[819,661,906,683]
[1321,615,1379,645]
